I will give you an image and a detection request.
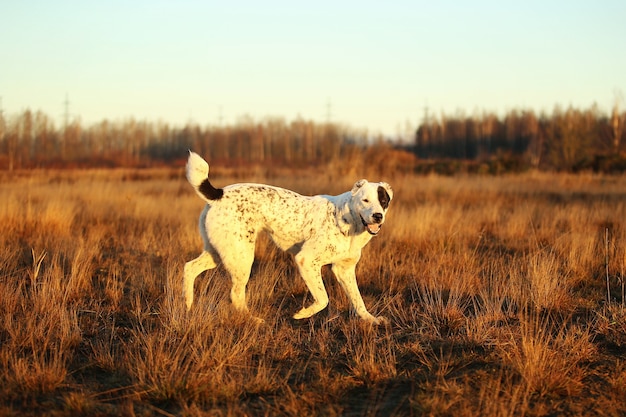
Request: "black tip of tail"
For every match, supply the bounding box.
[199,179,224,200]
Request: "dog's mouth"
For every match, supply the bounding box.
[361,216,382,235]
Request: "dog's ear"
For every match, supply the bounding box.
[351,179,368,195]
[379,182,393,200]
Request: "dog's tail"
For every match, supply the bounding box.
[186,151,224,201]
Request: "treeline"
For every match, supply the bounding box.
[415,103,626,172]
[0,112,374,170]
[1,103,625,173]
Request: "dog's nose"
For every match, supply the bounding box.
[372,213,383,223]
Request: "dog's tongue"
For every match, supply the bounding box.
[367,223,381,234]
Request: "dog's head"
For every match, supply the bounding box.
[351,179,393,236]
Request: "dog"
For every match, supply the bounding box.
[183,151,392,324]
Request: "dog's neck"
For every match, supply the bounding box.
[334,192,367,237]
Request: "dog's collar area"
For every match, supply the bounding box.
[361,216,382,235]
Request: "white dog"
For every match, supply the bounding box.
[183,151,392,324]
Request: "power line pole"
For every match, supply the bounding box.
[2,96,17,171]
[61,93,71,159]
[325,98,332,124]
[422,102,429,125]
[0,96,5,139]
[419,100,431,157]
[63,93,70,131]
[217,105,224,126]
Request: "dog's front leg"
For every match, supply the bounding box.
[331,261,386,324]
[293,254,329,320]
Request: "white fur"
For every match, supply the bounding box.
[183,151,393,324]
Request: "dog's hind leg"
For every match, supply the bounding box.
[218,241,256,314]
[183,251,217,310]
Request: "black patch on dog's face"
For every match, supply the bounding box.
[377,186,390,210]
[199,179,224,200]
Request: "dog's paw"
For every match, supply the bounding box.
[372,315,389,326]
[292,311,308,320]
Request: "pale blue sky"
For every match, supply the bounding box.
[1,1,625,137]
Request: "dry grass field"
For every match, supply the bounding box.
[1,166,626,416]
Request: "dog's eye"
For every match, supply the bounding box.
[363,199,369,203]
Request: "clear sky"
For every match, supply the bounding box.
[1,0,625,137]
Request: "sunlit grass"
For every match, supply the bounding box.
[1,169,626,415]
